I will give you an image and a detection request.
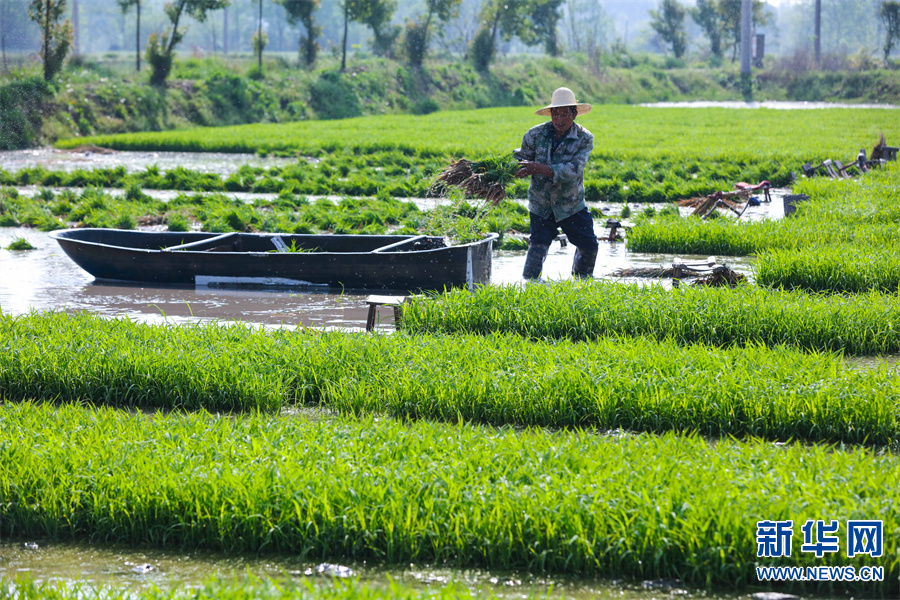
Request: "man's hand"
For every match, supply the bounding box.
[515,161,554,179]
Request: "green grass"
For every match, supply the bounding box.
[3,311,900,445]
[0,401,897,595]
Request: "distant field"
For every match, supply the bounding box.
[55,105,897,162]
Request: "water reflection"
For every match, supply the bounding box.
[0,541,810,600]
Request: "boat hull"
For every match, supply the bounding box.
[50,229,497,292]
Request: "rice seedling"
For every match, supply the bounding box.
[1,574,493,600]
[4,237,35,251]
[401,279,900,356]
[3,311,900,445]
[0,402,896,595]
[430,154,520,206]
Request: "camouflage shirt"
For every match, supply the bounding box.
[514,121,594,221]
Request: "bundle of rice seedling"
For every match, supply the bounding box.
[430,154,520,206]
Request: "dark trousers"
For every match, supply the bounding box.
[523,208,599,280]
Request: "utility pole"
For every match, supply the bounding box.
[223,6,228,55]
[814,0,821,66]
[740,0,752,101]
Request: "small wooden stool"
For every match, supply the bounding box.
[365,295,410,332]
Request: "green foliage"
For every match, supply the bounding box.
[145,32,173,86]
[629,164,900,293]
[402,279,900,356]
[5,311,900,446]
[0,76,51,150]
[1,575,493,600]
[28,0,72,81]
[469,27,495,72]
[882,1,900,65]
[4,237,36,250]
[402,21,428,67]
[309,71,361,119]
[650,0,687,59]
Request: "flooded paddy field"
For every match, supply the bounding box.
[0,149,781,328]
[2,143,895,600]
[0,225,760,331]
[0,540,798,600]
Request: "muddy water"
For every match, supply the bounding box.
[0,225,760,331]
[0,541,812,600]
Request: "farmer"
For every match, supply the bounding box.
[514,87,598,280]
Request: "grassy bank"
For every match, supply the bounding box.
[0,401,897,595]
[4,52,898,150]
[3,312,900,444]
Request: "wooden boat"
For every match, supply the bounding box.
[50,229,498,291]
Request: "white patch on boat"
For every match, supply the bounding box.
[195,276,328,287]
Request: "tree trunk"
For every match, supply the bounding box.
[257,0,262,69]
[43,0,51,80]
[136,0,141,71]
[341,0,348,71]
[165,0,187,56]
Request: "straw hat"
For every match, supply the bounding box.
[535,87,592,117]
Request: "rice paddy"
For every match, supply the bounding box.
[0,401,896,596]
[628,163,900,293]
[3,105,899,598]
[0,575,495,600]
[3,311,899,445]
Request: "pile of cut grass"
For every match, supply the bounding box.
[3,312,899,445]
[0,402,896,595]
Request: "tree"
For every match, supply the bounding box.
[277,0,321,67]
[881,0,900,64]
[562,0,612,56]
[649,0,687,59]
[529,0,564,56]
[718,0,768,61]
[28,0,72,81]
[146,0,230,86]
[117,0,141,71]
[470,0,532,70]
[254,0,264,70]
[403,0,461,67]
[359,0,397,57]
[691,0,722,58]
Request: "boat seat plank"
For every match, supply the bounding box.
[372,235,428,253]
[163,232,239,252]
